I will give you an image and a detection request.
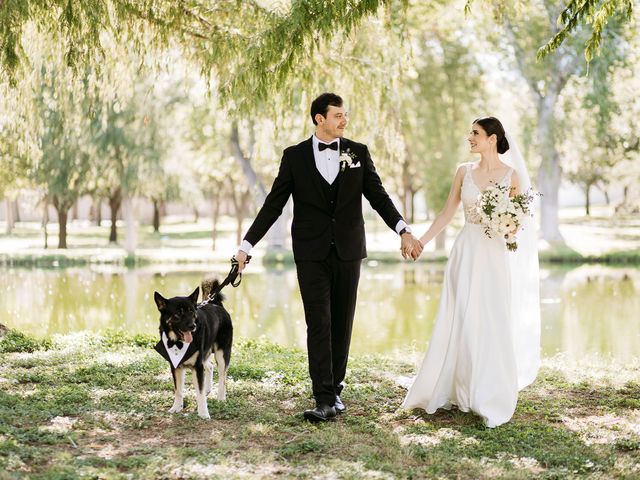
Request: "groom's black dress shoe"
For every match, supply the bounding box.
[303,404,337,423]
[334,395,346,414]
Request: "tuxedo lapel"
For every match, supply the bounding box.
[336,138,358,209]
[303,137,329,205]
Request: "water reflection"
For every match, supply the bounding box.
[539,265,640,362]
[1,263,638,361]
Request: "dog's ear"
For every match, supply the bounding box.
[189,287,199,304]
[154,291,167,311]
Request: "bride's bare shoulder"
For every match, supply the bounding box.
[455,162,474,174]
[457,161,475,169]
[453,163,472,185]
[510,169,520,187]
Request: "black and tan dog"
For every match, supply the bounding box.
[153,280,232,419]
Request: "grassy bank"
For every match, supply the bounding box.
[2,247,639,269]
[1,210,640,267]
[0,331,638,479]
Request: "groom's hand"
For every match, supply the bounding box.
[401,233,421,260]
[235,250,249,273]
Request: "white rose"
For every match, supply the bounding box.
[339,152,353,165]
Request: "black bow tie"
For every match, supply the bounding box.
[167,339,183,349]
[318,141,338,151]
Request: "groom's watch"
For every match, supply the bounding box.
[399,227,412,236]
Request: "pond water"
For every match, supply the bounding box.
[1,263,638,361]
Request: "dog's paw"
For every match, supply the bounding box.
[168,404,183,413]
[198,410,211,420]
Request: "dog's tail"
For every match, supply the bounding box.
[201,278,225,305]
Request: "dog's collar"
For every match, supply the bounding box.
[159,332,192,368]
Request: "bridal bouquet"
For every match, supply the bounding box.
[475,184,539,251]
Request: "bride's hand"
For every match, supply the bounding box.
[410,238,424,260]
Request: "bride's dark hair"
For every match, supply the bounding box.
[473,117,510,154]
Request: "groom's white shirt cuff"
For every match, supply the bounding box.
[395,220,410,235]
[240,221,409,253]
[239,240,253,255]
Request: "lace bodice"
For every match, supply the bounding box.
[461,164,513,224]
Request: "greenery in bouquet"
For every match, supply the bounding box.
[476,184,540,251]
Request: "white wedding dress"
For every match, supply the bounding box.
[402,164,521,428]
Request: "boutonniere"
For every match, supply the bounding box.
[339,149,357,172]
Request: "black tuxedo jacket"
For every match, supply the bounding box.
[244,137,404,261]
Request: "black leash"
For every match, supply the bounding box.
[200,255,251,305]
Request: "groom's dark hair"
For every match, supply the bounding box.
[311,93,343,125]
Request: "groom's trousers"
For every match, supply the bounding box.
[295,245,361,406]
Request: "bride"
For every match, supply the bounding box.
[402,116,540,428]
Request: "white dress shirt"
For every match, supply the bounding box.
[238,136,409,255]
[312,135,341,184]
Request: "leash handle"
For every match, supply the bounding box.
[202,255,252,304]
[231,254,252,266]
[230,254,251,287]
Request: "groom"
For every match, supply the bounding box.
[234,93,422,422]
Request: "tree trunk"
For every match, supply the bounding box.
[238,192,251,246]
[435,229,446,250]
[52,197,70,249]
[231,121,296,251]
[230,121,267,205]
[152,199,160,233]
[538,160,562,242]
[12,199,20,223]
[401,157,416,224]
[402,190,412,224]
[585,184,591,216]
[42,199,49,249]
[409,190,416,224]
[109,187,122,243]
[4,198,13,235]
[89,199,101,225]
[58,210,68,249]
[231,189,252,246]
[96,199,102,226]
[71,201,79,221]
[616,185,630,213]
[231,120,293,251]
[193,206,199,223]
[536,91,564,243]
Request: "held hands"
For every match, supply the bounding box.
[400,233,424,261]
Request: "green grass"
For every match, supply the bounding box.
[538,244,640,264]
[0,330,52,353]
[0,330,638,478]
